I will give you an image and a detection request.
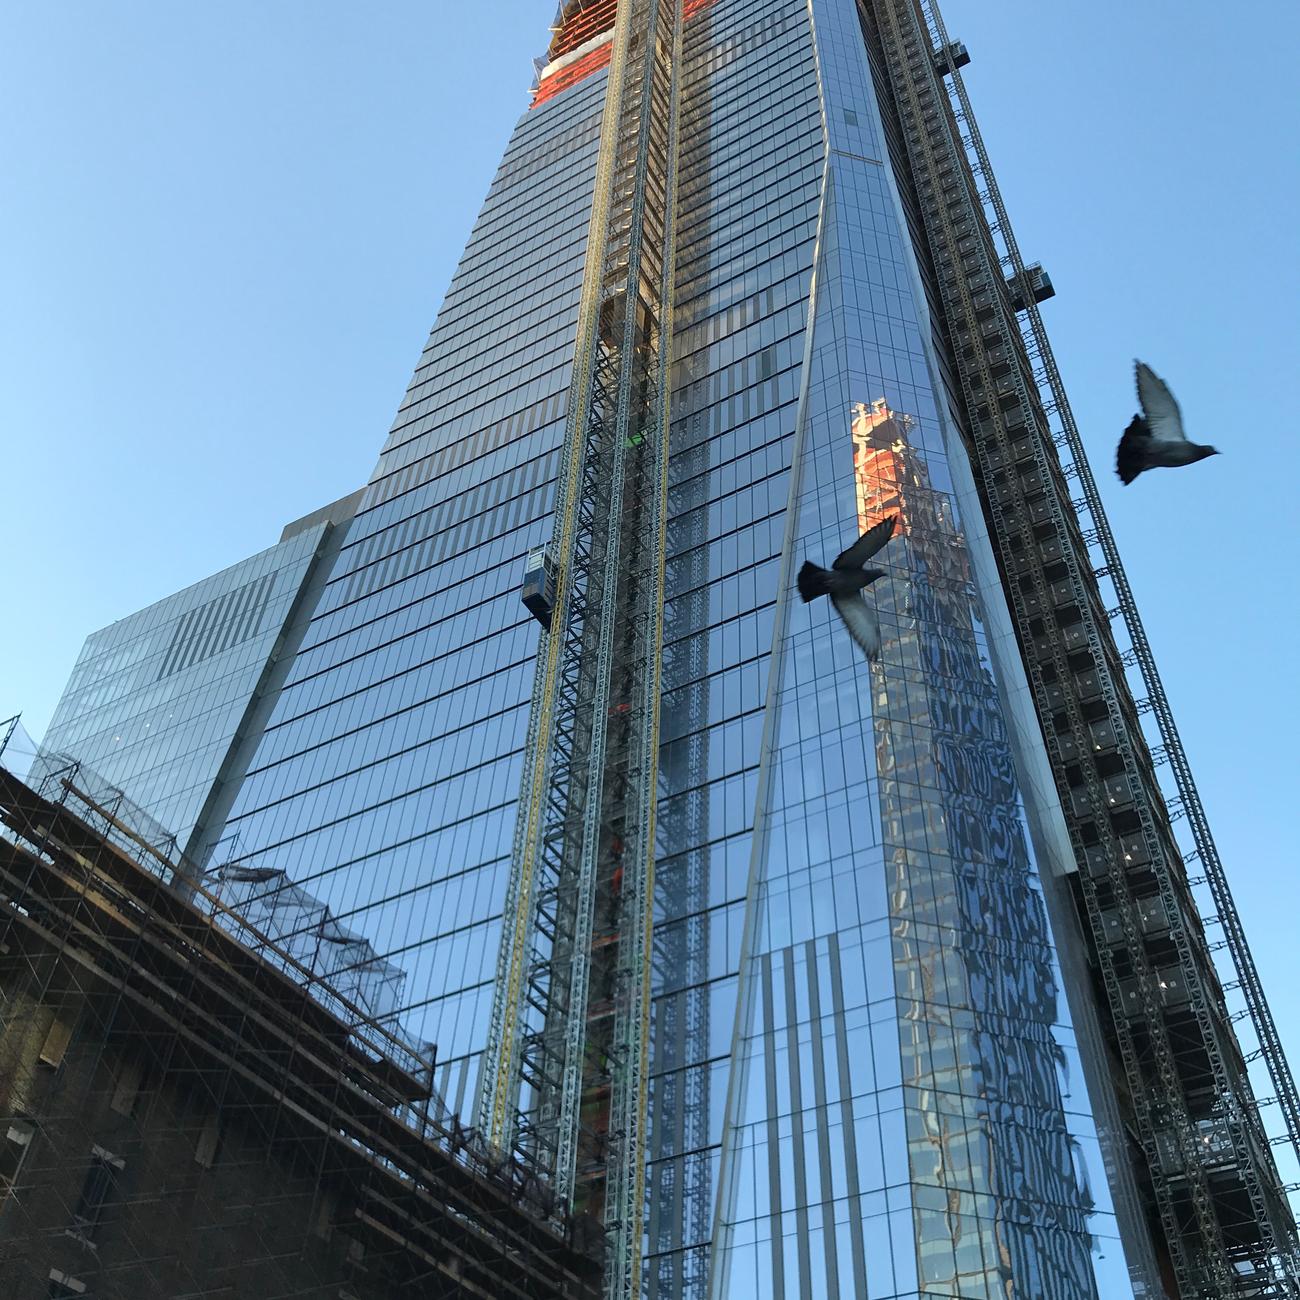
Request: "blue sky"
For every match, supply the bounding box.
[2,1,1297,1104]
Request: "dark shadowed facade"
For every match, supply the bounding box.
[0,766,597,1300]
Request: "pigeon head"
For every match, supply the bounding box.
[1193,445,1220,462]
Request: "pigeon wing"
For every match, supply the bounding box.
[830,591,882,660]
[1135,362,1186,443]
[832,515,897,570]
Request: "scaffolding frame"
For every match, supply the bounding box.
[917,0,1300,1181]
[0,735,598,1299]
[860,1,1300,1293]
[479,3,682,1298]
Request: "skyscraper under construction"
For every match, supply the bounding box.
[31,2,1300,1297]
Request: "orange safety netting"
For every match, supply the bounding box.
[532,40,615,108]
[548,0,618,61]
[532,0,719,110]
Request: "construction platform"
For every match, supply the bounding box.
[0,764,599,1300]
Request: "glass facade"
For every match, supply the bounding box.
[39,519,336,862]
[220,71,610,1118]
[648,2,1138,1295]
[36,2,1166,1294]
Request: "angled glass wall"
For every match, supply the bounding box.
[647,0,824,1293]
[38,520,335,861]
[220,73,611,1117]
[648,1,1152,1297]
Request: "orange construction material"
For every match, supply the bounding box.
[533,42,615,108]
[549,0,618,61]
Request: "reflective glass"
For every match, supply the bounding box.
[39,3,1159,1293]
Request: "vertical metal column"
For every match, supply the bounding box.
[480,4,682,1298]
[864,0,1300,1291]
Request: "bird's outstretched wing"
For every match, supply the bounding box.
[1135,361,1185,443]
[830,591,882,660]
[833,515,897,570]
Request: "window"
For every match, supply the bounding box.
[38,1016,74,1069]
[194,1115,220,1170]
[109,1059,144,1117]
[0,1118,35,1205]
[69,1146,124,1243]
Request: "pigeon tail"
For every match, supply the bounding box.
[797,561,833,602]
[1116,416,1149,485]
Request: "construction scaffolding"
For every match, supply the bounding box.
[859,1,1300,1294]
[479,2,682,1299]
[0,719,599,1300]
[18,733,412,1047]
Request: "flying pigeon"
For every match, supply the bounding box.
[797,515,897,660]
[1116,361,1219,485]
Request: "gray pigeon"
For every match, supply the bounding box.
[797,515,897,660]
[1116,361,1219,485]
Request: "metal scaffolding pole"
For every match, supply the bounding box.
[0,758,598,1300]
[480,3,682,1298]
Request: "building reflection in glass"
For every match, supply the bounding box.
[856,396,1100,1297]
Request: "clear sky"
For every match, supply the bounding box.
[2,0,1298,1112]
